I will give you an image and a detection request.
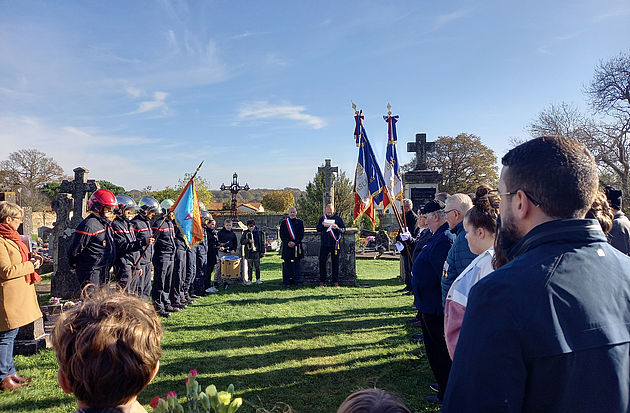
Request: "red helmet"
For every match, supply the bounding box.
[87,189,118,212]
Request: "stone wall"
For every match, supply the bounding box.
[211,213,286,229]
[299,228,357,286]
[31,212,57,237]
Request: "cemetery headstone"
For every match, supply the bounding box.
[318,159,338,213]
[51,167,98,298]
[404,133,442,210]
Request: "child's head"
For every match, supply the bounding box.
[51,286,163,408]
[246,219,255,229]
[337,388,412,413]
[223,219,233,231]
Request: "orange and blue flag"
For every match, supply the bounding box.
[172,178,204,247]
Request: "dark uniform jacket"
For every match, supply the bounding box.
[131,214,154,264]
[206,227,219,266]
[111,216,145,267]
[316,214,345,248]
[280,217,304,261]
[217,228,237,253]
[410,222,452,315]
[68,214,115,273]
[240,227,265,259]
[151,216,175,254]
[444,219,630,412]
[609,211,630,255]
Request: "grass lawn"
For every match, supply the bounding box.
[2,255,441,413]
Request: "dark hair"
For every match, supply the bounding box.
[246,219,255,226]
[51,286,162,408]
[337,388,412,413]
[465,185,500,234]
[491,217,510,270]
[501,136,598,219]
[586,190,613,234]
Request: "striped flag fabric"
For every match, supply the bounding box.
[353,110,391,227]
[172,178,204,247]
[383,113,404,209]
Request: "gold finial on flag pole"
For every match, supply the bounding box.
[352,101,359,115]
[387,102,392,116]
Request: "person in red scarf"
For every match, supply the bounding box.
[0,201,43,390]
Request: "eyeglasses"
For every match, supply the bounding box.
[443,209,456,215]
[492,189,540,207]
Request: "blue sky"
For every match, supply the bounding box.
[1,0,629,191]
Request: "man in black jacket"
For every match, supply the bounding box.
[204,217,219,293]
[279,207,304,286]
[316,204,345,286]
[68,189,117,288]
[131,196,160,300]
[111,195,152,294]
[444,136,630,412]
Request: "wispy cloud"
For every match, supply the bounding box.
[434,8,470,29]
[132,91,168,114]
[125,86,143,98]
[237,101,326,129]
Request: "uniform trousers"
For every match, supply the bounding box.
[137,261,153,300]
[319,245,339,283]
[282,259,302,286]
[420,313,452,401]
[152,252,174,312]
[171,246,187,304]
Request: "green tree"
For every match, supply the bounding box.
[262,190,295,212]
[97,180,127,195]
[297,166,353,227]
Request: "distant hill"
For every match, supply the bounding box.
[127,187,304,204]
[210,187,304,204]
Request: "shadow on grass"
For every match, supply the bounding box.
[0,395,72,412]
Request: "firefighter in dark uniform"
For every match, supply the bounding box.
[111,195,153,294]
[68,189,117,288]
[151,202,178,318]
[131,196,160,300]
[161,198,188,309]
[204,216,219,293]
[192,208,209,295]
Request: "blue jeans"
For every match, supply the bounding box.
[0,328,18,380]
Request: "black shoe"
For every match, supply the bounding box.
[165,306,180,312]
[426,394,443,405]
[190,294,201,299]
[173,303,187,309]
[430,382,440,393]
[157,310,171,318]
[185,298,195,304]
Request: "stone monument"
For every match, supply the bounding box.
[404,133,442,209]
[51,167,98,299]
[318,159,338,213]
[297,161,357,286]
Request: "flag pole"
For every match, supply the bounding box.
[131,161,205,276]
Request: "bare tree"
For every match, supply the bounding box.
[0,149,64,209]
[529,51,630,207]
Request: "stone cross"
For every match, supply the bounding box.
[318,159,338,213]
[60,167,98,227]
[407,133,435,171]
[51,167,97,299]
